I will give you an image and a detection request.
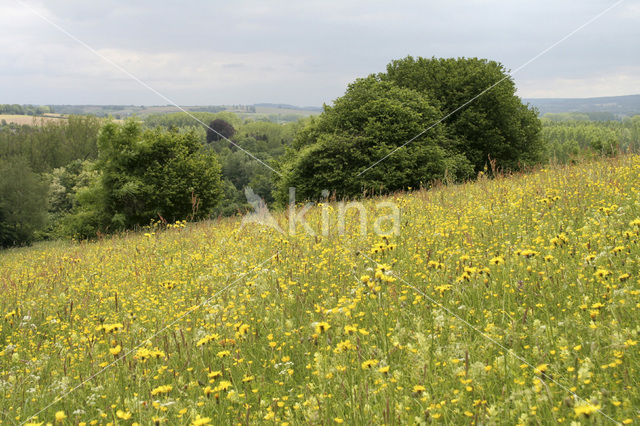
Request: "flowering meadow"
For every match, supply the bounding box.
[2,155,640,425]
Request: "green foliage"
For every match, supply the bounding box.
[130,112,301,216]
[278,56,544,202]
[276,73,475,202]
[542,117,640,163]
[206,119,302,212]
[0,116,100,246]
[67,121,223,237]
[0,116,101,173]
[145,111,242,130]
[0,157,49,247]
[46,160,98,237]
[385,56,545,172]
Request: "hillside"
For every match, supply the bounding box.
[2,156,640,424]
[524,94,640,118]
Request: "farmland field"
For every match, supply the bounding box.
[2,155,640,425]
[0,114,67,126]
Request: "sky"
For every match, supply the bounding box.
[0,0,638,106]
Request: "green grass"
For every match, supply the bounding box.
[1,155,640,425]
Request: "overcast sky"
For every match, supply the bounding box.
[1,0,638,106]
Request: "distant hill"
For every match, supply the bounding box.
[523,94,640,118]
[48,104,322,121]
[254,103,322,112]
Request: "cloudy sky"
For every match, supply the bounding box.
[1,0,638,106]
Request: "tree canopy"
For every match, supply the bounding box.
[276,75,473,202]
[277,56,543,201]
[206,119,236,143]
[385,56,544,171]
[67,121,223,237]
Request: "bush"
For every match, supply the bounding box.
[68,120,223,237]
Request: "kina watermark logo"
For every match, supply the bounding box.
[240,187,400,236]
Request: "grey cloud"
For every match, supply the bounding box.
[1,0,637,105]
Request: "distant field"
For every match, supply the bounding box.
[0,114,67,125]
[0,114,127,126]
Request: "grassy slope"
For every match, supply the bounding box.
[1,156,640,425]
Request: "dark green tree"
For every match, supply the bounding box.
[276,75,473,202]
[384,56,544,171]
[68,120,223,236]
[206,119,236,143]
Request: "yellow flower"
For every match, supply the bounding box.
[208,370,223,380]
[361,359,379,370]
[109,345,122,356]
[98,323,124,334]
[413,385,426,394]
[196,333,220,347]
[344,324,358,335]
[334,340,355,353]
[314,322,331,334]
[116,410,132,420]
[191,415,212,426]
[134,347,165,361]
[263,411,275,420]
[55,411,67,423]
[236,324,250,336]
[574,401,601,418]
[516,249,537,258]
[150,385,173,396]
[533,364,548,375]
[215,380,233,392]
[203,385,213,396]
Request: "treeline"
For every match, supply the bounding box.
[0,104,54,115]
[2,56,640,248]
[0,117,102,246]
[543,117,640,163]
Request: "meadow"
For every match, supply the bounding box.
[2,155,640,425]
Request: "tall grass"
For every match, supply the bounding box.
[1,155,640,425]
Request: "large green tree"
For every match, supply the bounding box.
[278,56,544,202]
[68,120,223,236]
[276,75,473,202]
[384,56,544,171]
